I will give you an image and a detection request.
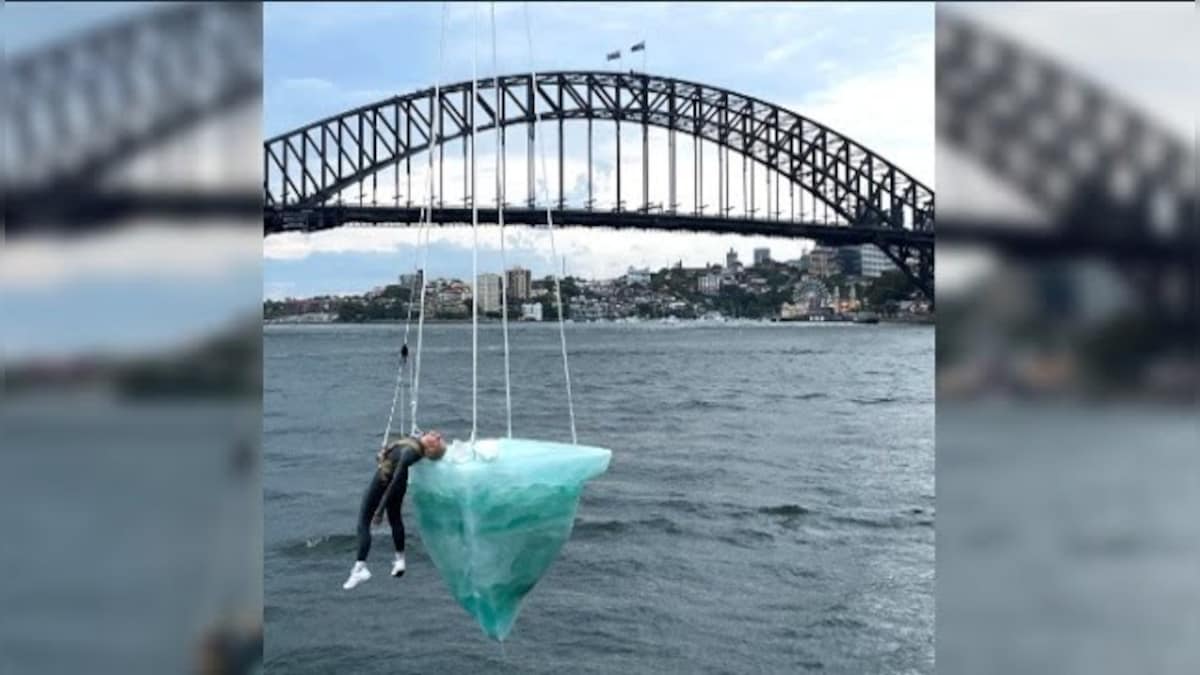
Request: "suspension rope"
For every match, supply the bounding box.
[470,4,480,443]
[379,213,424,447]
[410,222,432,434]
[493,1,514,438]
[524,2,578,444]
[380,339,406,447]
[410,1,448,435]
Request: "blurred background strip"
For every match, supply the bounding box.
[2,3,263,674]
[935,3,1197,675]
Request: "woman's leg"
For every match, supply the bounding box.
[384,481,407,553]
[355,474,386,562]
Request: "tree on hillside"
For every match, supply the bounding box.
[865,270,915,310]
[381,284,412,302]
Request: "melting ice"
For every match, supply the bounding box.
[409,437,611,640]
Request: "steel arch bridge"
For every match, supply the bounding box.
[4,2,262,230]
[936,11,1196,318]
[936,12,1195,262]
[263,71,935,298]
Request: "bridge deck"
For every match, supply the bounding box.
[264,205,934,249]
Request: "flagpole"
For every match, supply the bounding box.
[629,41,646,73]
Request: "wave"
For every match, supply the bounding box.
[648,496,712,516]
[574,516,686,538]
[849,395,900,405]
[675,397,748,412]
[779,348,829,356]
[810,484,845,498]
[757,504,814,517]
[273,533,358,557]
[829,512,934,530]
[812,614,869,631]
[775,565,820,581]
[716,528,775,548]
[264,488,299,503]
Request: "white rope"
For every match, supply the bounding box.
[410,222,432,434]
[410,2,448,435]
[470,3,480,444]
[381,338,406,447]
[379,227,423,447]
[493,1,513,438]
[524,2,578,444]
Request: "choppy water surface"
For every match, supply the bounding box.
[264,322,934,673]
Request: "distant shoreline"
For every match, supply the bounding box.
[263,316,934,326]
[263,318,533,325]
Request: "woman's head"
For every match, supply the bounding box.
[419,430,446,460]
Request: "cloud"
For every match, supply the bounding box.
[265,221,811,284]
[3,224,261,360]
[763,42,801,65]
[264,281,297,301]
[787,32,935,184]
[281,77,337,93]
[762,29,831,66]
[2,223,260,290]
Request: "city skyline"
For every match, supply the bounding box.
[263,241,921,325]
[265,241,801,300]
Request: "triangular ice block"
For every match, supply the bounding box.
[409,437,611,640]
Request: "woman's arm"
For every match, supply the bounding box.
[372,446,420,523]
[372,467,405,524]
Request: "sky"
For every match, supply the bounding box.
[262,1,935,299]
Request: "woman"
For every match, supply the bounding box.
[343,430,447,590]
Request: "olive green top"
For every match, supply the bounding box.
[377,437,423,484]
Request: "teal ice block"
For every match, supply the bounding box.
[409,437,611,640]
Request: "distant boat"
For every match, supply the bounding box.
[853,311,880,324]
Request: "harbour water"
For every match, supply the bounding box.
[264,322,934,673]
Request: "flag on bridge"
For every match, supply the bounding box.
[630,41,645,52]
[606,50,621,61]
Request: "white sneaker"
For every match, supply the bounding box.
[343,563,371,590]
[391,554,406,578]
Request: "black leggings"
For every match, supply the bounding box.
[355,471,406,561]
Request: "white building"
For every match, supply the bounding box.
[520,303,543,321]
[753,247,771,266]
[698,272,722,295]
[437,283,469,305]
[779,302,804,320]
[624,266,652,285]
[476,273,503,313]
[725,247,740,269]
[837,244,894,278]
[808,247,841,278]
[859,245,893,278]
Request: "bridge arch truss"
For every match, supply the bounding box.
[264,71,935,297]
